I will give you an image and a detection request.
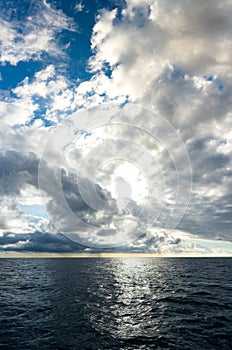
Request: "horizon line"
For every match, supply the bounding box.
[0,252,231,258]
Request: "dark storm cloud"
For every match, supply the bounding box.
[0,150,38,177]
[0,231,86,252]
[0,150,121,246]
[0,150,39,195]
[0,227,228,255]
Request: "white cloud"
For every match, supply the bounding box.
[0,64,76,129]
[13,65,68,99]
[0,1,76,65]
[0,96,38,126]
[74,2,84,12]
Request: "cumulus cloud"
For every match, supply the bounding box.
[83,0,232,242]
[90,0,232,79]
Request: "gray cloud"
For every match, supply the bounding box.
[0,150,39,193]
[0,150,147,247]
[0,231,86,253]
[0,229,183,254]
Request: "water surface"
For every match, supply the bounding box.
[0,258,231,349]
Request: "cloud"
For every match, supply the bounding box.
[0,150,39,190]
[0,0,76,65]
[74,2,84,13]
[90,0,232,76]
[0,143,185,249]
[0,0,231,253]
[0,231,86,252]
[0,228,232,256]
[0,64,76,134]
[0,149,142,247]
[0,148,230,254]
[82,0,232,242]
[0,228,184,253]
[0,150,48,233]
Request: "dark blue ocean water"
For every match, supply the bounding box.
[0,258,231,350]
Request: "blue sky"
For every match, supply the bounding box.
[0,0,125,90]
[0,0,232,256]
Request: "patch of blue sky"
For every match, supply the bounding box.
[18,99,55,127]
[203,75,213,81]
[54,0,126,82]
[0,0,34,22]
[119,95,130,108]
[24,100,55,127]
[101,62,113,77]
[185,238,232,251]
[30,92,76,125]
[83,90,95,98]
[26,115,55,128]
[74,129,92,138]
[48,0,100,83]
[202,75,224,92]
[0,61,43,91]
[170,66,185,80]
[0,2,90,89]
[19,204,48,219]
[218,83,224,92]
[32,95,51,108]
[0,0,127,92]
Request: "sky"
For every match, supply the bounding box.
[0,0,232,256]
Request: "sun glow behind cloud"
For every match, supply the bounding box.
[95,159,148,206]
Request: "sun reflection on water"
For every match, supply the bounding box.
[87,258,170,340]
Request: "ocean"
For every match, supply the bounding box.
[0,258,231,349]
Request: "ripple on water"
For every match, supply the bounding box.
[0,258,231,350]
